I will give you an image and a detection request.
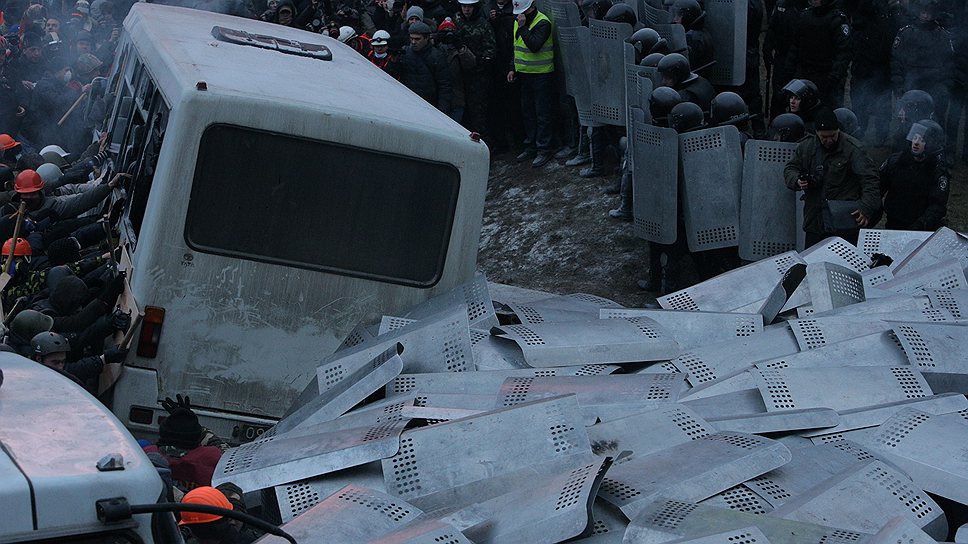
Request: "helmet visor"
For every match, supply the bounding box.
[781,79,807,97]
[905,122,931,143]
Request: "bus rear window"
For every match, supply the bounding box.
[185,125,460,287]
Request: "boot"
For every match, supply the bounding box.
[608,204,632,220]
[637,245,665,291]
[579,127,606,178]
[516,148,535,162]
[554,145,576,159]
[565,126,591,166]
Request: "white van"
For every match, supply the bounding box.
[0,353,177,543]
[105,4,489,444]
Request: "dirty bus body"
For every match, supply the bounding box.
[107,4,488,444]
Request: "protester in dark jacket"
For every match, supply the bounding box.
[391,21,453,112]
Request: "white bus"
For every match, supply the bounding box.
[104,4,489,444]
[0,353,175,543]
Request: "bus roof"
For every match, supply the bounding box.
[124,3,467,135]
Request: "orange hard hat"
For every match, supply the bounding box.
[3,238,31,257]
[14,170,44,194]
[0,134,19,151]
[178,486,233,526]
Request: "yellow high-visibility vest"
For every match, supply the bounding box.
[513,11,554,74]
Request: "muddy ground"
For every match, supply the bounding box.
[477,145,968,308]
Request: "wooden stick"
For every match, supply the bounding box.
[120,313,144,350]
[2,202,26,275]
[58,91,88,126]
[0,202,27,320]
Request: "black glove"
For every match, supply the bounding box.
[161,393,192,414]
[103,345,129,364]
[89,150,108,168]
[98,273,125,306]
[110,307,131,332]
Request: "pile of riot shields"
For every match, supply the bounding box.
[225,231,968,543]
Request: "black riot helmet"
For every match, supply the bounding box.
[670,101,705,133]
[628,27,669,56]
[640,52,665,67]
[657,53,694,87]
[769,113,805,142]
[833,107,859,136]
[603,3,637,24]
[782,79,819,112]
[32,331,70,358]
[897,90,934,123]
[673,0,705,27]
[649,86,683,123]
[710,92,749,126]
[906,119,945,156]
[582,0,613,20]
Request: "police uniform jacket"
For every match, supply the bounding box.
[783,132,881,233]
[879,150,949,231]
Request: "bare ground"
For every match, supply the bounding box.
[477,146,968,308]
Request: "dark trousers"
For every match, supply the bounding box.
[489,68,525,151]
[519,72,555,153]
[464,66,490,138]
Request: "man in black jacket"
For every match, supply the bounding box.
[879,119,949,230]
[392,21,453,113]
[786,0,852,106]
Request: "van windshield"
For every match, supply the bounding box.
[185,125,460,287]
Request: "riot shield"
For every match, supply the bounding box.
[632,110,679,244]
[704,0,747,86]
[653,23,687,54]
[739,140,799,261]
[589,19,634,126]
[641,2,673,25]
[680,125,743,251]
[547,0,580,28]
[557,25,603,127]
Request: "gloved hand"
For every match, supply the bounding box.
[89,150,109,168]
[98,272,125,306]
[110,307,131,332]
[161,393,192,414]
[103,345,129,364]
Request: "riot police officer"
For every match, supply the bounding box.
[627,27,670,64]
[786,0,852,106]
[658,53,716,110]
[895,89,935,150]
[637,87,684,293]
[672,0,714,70]
[769,112,806,141]
[783,78,822,131]
[764,0,806,119]
[849,0,904,140]
[891,0,954,123]
[879,119,950,231]
[711,92,753,148]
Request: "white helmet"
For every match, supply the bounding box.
[512,0,534,14]
[338,26,357,43]
[371,29,391,46]
[36,163,63,184]
[39,144,69,158]
[458,0,480,4]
